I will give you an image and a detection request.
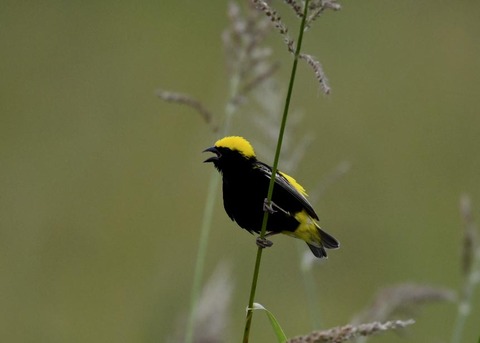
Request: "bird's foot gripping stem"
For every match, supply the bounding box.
[256,236,274,249]
[263,198,277,214]
[263,198,290,216]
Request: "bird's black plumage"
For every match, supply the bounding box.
[204,136,339,258]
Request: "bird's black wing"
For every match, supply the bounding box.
[254,161,319,220]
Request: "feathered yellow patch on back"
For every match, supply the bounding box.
[279,171,308,196]
[215,136,256,158]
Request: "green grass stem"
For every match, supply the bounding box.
[242,2,311,342]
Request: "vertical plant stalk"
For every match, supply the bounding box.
[450,195,480,343]
[184,171,220,343]
[450,248,480,343]
[296,243,322,330]
[184,70,242,343]
[243,1,311,342]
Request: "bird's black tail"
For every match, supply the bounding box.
[319,227,340,249]
[307,243,328,258]
[307,226,340,259]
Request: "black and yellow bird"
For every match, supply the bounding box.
[203,136,339,258]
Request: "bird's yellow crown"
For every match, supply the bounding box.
[215,136,256,158]
[214,136,307,195]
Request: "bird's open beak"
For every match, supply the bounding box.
[203,146,220,163]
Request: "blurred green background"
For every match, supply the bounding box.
[1,1,479,342]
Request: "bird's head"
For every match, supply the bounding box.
[203,136,256,171]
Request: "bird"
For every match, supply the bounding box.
[203,135,339,258]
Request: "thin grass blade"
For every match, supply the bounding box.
[250,303,288,343]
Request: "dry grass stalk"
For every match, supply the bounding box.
[284,0,304,18]
[156,90,216,131]
[459,193,478,277]
[251,0,289,36]
[299,53,330,94]
[168,263,234,343]
[450,194,480,343]
[192,263,233,343]
[238,62,280,102]
[250,0,337,94]
[223,1,279,106]
[249,77,315,176]
[306,0,341,28]
[352,283,456,325]
[286,319,415,343]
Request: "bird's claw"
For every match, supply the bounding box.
[256,237,274,249]
[263,199,276,214]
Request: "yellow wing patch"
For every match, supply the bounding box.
[215,136,256,158]
[279,171,308,197]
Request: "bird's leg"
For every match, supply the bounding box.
[256,232,279,249]
[256,237,273,248]
[263,198,291,216]
[263,198,276,214]
[259,200,289,249]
